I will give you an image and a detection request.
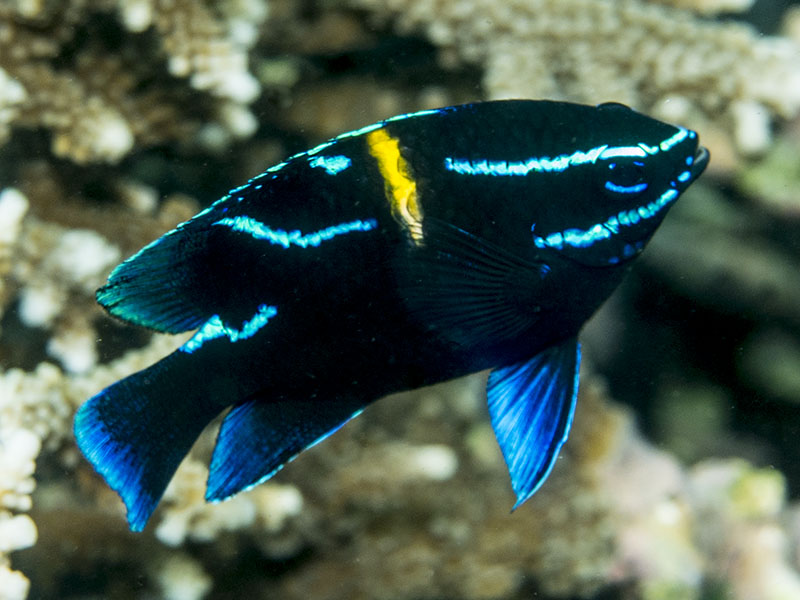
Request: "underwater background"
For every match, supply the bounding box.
[2,0,800,598]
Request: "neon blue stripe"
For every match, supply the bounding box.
[182,304,278,353]
[605,181,648,194]
[660,128,689,152]
[444,143,658,177]
[599,146,647,159]
[444,126,690,178]
[533,187,680,253]
[309,155,352,175]
[214,216,378,248]
[443,144,653,176]
[444,145,608,176]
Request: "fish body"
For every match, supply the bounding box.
[74,100,708,530]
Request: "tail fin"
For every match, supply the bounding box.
[74,357,222,531]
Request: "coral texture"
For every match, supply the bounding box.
[0,0,267,163]
[2,1,800,599]
[352,0,800,157]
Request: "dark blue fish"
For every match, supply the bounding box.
[74,100,708,531]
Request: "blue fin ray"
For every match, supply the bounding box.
[206,396,366,502]
[74,359,222,530]
[487,338,580,508]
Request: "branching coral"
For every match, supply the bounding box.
[0,332,186,598]
[119,0,264,103]
[0,426,38,600]
[1,1,800,598]
[0,0,267,163]
[4,186,120,373]
[0,188,28,320]
[155,451,304,550]
[352,0,800,157]
[652,0,755,14]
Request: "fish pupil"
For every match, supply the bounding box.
[604,159,648,196]
[608,160,644,185]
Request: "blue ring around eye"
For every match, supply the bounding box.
[604,181,648,194]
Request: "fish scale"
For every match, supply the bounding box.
[74,100,709,531]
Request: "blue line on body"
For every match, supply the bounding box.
[213,216,378,249]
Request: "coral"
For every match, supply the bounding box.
[0,332,186,598]
[0,180,200,594]
[0,188,28,321]
[1,1,800,598]
[0,426,38,600]
[154,552,213,600]
[352,0,800,157]
[690,460,800,600]
[652,0,755,14]
[0,0,268,164]
[135,0,264,104]
[0,315,41,597]
[154,452,304,550]
[0,166,203,373]
[5,187,120,373]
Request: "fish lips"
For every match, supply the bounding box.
[615,143,709,251]
[687,145,710,185]
[670,142,711,194]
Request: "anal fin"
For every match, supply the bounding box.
[487,338,580,508]
[206,396,367,502]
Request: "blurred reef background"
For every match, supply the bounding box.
[2,0,800,598]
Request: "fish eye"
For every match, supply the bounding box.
[603,160,648,195]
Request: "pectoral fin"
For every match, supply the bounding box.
[487,338,580,508]
[397,218,549,347]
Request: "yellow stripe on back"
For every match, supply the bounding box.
[366,128,423,242]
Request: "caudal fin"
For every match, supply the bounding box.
[74,357,222,531]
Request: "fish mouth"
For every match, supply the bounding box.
[531,141,710,266]
[689,146,710,182]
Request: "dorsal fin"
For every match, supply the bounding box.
[97,224,212,333]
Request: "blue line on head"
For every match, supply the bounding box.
[444,145,610,176]
[605,181,648,194]
[532,186,681,253]
[659,128,689,152]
